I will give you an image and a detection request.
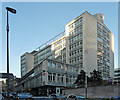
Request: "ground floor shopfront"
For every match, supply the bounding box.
[27,85,64,96]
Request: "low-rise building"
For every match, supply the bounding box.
[0,80,7,92]
[21,52,36,77]
[16,58,78,95]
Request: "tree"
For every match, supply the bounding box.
[74,70,89,87]
[74,69,103,87]
[89,69,103,86]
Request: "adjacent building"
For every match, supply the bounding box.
[16,58,77,95]
[21,52,35,77]
[114,68,120,83]
[18,11,114,95]
[0,80,6,92]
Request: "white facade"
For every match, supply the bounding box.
[114,68,120,82]
[21,11,114,80]
[21,52,34,77]
[65,11,114,79]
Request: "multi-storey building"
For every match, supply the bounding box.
[16,58,77,95]
[114,68,120,83]
[65,11,114,80]
[19,11,114,95]
[21,52,35,77]
[34,35,66,67]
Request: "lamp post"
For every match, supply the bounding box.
[84,49,88,99]
[85,72,87,99]
[6,7,16,99]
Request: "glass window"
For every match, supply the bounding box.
[53,73,56,82]
[79,17,82,22]
[57,74,60,83]
[97,37,102,42]
[97,23,102,29]
[61,75,64,83]
[21,64,26,68]
[52,62,56,68]
[21,55,26,60]
[21,59,26,64]
[97,30,102,35]
[79,34,82,39]
[57,64,61,69]
[80,25,82,30]
[48,73,52,82]
[61,65,64,70]
[102,26,107,33]
[66,76,69,83]
[46,47,51,52]
[40,50,45,55]
[48,61,51,67]
[65,66,68,70]
[54,40,62,46]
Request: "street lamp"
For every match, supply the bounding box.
[6,7,16,99]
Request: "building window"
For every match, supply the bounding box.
[53,73,56,82]
[57,74,61,83]
[66,76,69,83]
[61,75,64,83]
[61,65,64,70]
[48,73,52,82]
[52,62,56,68]
[21,55,26,60]
[97,37,102,42]
[97,23,102,30]
[48,61,51,67]
[65,66,68,70]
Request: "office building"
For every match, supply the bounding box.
[16,58,77,95]
[65,11,114,80]
[21,52,35,77]
[19,11,114,95]
[114,68,120,83]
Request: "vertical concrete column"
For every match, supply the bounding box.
[65,24,70,64]
[52,73,53,82]
[62,38,64,62]
[55,74,57,83]
[71,76,73,84]
[64,73,67,87]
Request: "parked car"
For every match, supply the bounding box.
[99,96,120,100]
[67,94,86,100]
[0,93,5,100]
[1,92,13,98]
[1,92,7,98]
[12,92,18,99]
[25,96,54,100]
[17,93,32,100]
[48,93,66,100]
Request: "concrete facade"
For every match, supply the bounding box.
[21,52,34,77]
[63,84,120,98]
[21,11,114,79]
[19,11,114,95]
[110,33,114,78]
[65,11,114,79]
[114,68,120,82]
[17,59,78,95]
[82,12,98,75]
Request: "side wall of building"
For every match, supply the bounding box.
[110,32,114,79]
[82,13,97,75]
[26,53,34,74]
